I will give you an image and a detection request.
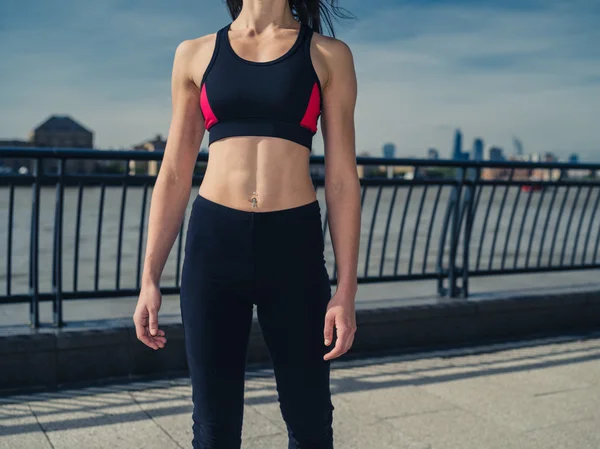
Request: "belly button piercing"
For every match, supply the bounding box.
[249,191,258,208]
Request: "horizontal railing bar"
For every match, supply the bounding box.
[0,174,456,187]
[0,273,444,303]
[470,264,600,277]
[5,175,598,189]
[478,180,600,187]
[2,146,600,170]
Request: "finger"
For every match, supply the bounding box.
[148,307,159,337]
[323,311,335,346]
[152,338,166,349]
[148,329,166,338]
[140,333,159,350]
[336,327,354,357]
[134,317,148,341]
[134,319,159,350]
[149,335,167,346]
[323,327,350,361]
[342,331,356,354]
[323,340,344,360]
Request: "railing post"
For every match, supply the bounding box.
[437,167,465,297]
[52,158,65,327]
[459,166,481,297]
[115,159,129,291]
[29,158,41,328]
[447,167,466,298]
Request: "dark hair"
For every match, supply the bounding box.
[224,0,355,37]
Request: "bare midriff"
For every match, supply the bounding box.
[197,135,317,212]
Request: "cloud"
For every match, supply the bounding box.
[343,1,600,158]
[0,0,599,159]
[0,0,228,146]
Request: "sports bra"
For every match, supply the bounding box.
[199,21,322,152]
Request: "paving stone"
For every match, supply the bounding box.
[0,336,599,449]
[0,402,53,449]
[27,388,180,449]
[243,432,287,449]
[129,386,193,448]
[524,417,600,449]
[331,397,428,449]
[335,381,456,419]
[418,370,597,432]
[385,407,535,449]
[549,358,600,387]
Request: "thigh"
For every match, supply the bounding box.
[179,199,254,428]
[256,277,334,414]
[180,275,253,414]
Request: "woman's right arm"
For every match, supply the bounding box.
[133,38,206,350]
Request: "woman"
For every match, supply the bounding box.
[133,0,360,447]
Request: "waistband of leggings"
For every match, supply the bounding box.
[193,193,321,220]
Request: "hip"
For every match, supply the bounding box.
[183,193,328,284]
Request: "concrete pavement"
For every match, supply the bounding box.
[1,333,600,448]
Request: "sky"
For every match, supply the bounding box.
[0,0,599,160]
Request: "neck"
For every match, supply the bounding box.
[235,0,296,31]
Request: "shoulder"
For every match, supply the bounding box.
[172,29,221,87]
[311,30,354,65]
[174,31,217,65]
[310,30,356,91]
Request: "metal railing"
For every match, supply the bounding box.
[2,147,600,327]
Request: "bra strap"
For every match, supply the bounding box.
[302,24,314,57]
[200,24,228,87]
[216,23,229,49]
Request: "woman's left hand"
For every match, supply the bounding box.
[323,289,357,361]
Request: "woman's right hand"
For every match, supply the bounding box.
[133,282,167,350]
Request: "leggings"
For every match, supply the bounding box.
[180,193,335,449]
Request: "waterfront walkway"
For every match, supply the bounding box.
[1,333,599,449]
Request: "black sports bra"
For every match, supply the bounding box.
[199,21,322,152]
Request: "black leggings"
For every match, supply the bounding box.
[180,193,335,449]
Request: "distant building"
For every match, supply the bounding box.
[507,155,532,180]
[30,115,94,148]
[513,137,524,156]
[537,153,560,180]
[452,129,462,159]
[472,138,484,161]
[382,143,396,159]
[130,134,167,176]
[34,115,95,173]
[356,150,377,178]
[427,148,439,160]
[0,139,30,147]
[452,129,469,160]
[566,153,585,179]
[1,115,95,174]
[482,146,507,180]
[0,140,33,174]
[488,146,505,161]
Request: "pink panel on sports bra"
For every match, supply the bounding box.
[299,82,320,133]
[200,84,219,129]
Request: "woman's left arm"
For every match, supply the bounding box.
[319,37,361,361]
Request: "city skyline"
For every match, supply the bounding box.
[0,113,582,165]
[1,0,599,159]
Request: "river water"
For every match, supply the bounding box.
[1,184,597,296]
